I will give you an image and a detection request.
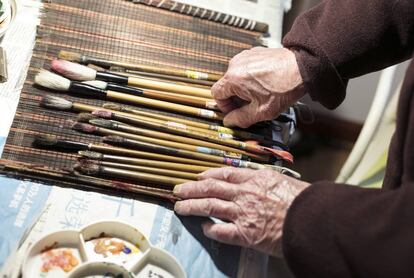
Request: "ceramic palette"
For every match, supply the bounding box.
[22,221,185,278]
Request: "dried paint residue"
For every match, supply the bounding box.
[41,248,79,273]
[92,237,140,257]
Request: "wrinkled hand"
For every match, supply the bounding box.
[212,47,305,128]
[173,167,310,257]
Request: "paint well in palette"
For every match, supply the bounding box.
[29,247,81,277]
[85,237,142,264]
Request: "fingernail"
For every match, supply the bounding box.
[173,184,182,195]
[174,201,183,213]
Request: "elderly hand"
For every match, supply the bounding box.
[173,167,310,257]
[212,47,305,128]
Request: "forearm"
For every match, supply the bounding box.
[283,0,414,108]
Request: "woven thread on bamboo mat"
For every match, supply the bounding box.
[2,0,264,180]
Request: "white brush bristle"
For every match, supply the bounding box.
[40,95,73,110]
[35,70,71,91]
[52,59,96,81]
[82,80,107,89]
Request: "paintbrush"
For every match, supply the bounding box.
[95,107,233,139]
[51,59,213,99]
[110,66,215,87]
[1,159,177,202]
[103,135,256,167]
[85,118,266,161]
[35,70,222,120]
[33,134,222,167]
[74,159,190,187]
[82,80,218,110]
[92,109,273,158]
[77,158,198,180]
[103,103,287,148]
[91,110,269,161]
[79,151,212,173]
[77,113,98,122]
[59,50,222,82]
[77,120,250,161]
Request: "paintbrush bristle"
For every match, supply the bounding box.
[40,95,73,110]
[77,113,97,123]
[58,50,82,62]
[92,109,113,119]
[78,151,104,160]
[35,70,71,91]
[103,135,126,144]
[102,103,122,111]
[74,160,101,175]
[89,118,116,129]
[82,80,107,89]
[33,134,58,146]
[51,59,97,81]
[72,122,98,133]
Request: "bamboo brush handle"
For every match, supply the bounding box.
[127,76,213,99]
[143,90,217,109]
[107,91,223,120]
[115,62,222,82]
[124,108,212,130]
[100,161,198,180]
[92,145,223,167]
[117,112,224,137]
[101,166,190,186]
[113,119,268,161]
[99,127,226,162]
[114,124,250,157]
[101,155,212,173]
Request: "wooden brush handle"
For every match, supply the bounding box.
[107,91,223,120]
[142,90,217,109]
[127,76,213,99]
[101,166,190,187]
[101,155,212,173]
[100,161,198,180]
[99,127,226,163]
[93,145,223,167]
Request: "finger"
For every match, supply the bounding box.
[223,103,257,128]
[215,98,239,114]
[174,198,237,220]
[211,77,235,101]
[173,179,237,200]
[199,167,256,184]
[202,221,245,247]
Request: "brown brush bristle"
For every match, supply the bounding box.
[92,109,113,119]
[72,122,98,133]
[58,50,82,62]
[102,103,122,111]
[74,160,101,175]
[77,113,97,122]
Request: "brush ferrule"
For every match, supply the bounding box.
[106,83,144,96]
[96,71,128,85]
[69,82,107,99]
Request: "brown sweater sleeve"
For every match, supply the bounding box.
[283,0,414,108]
[283,183,414,277]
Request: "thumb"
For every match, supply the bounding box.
[223,103,257,128]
